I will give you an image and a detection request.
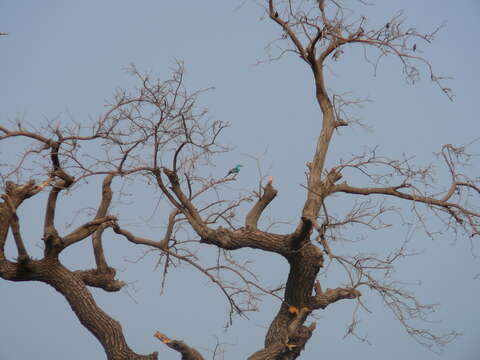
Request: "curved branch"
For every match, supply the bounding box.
[62,216,117,248]
[0,258,156,359]
[75,268,126,292]
[332,182,480,218]
[8,208,28,260]
[0,126,52,145]
[43,145,75,256]
[310,281,361,310]
[159,209,181,249]
[1,192,28,259]
[1,180,50,259]
[92,175,114,272]
[0,204,10,259]
[245,179,278,230]
[154,332,204,360]
[268,0,307,61]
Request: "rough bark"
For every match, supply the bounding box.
[0,178,155,359]
[0,258,157,360]
[154,332,204,360]
[245,180,278,230]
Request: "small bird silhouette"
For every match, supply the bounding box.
[226,164,243,176]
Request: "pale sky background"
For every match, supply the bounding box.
[1,1,479,359]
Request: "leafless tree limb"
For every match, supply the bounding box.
[154,331,204,360]
[245,177,278,230]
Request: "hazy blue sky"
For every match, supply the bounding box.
[1,1,479,359]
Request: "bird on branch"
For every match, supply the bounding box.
[226,164,243,177]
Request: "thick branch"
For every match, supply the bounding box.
[201,227,291,254]
[310,281,361,310]
[43,168,74,256]
[0,204,10,259]
[47,175,117,255]
[1,192,28,259]
[62,216,117,248]
[9,210,28,260]
[245,179,278,230]
[96,174,114,218]
[161,169,294,254]
[0,258,156,360]
[300,165,341,235]
[43,187,62,253]
[7,179,50,207]
[1,180,50,258]
[92,175,114,271]
[92,226,109,272]
[159,209,181,249]
[154,332,204,360]
[289,217,313,248]
[75,268,126,292]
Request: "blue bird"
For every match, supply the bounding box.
[226,164,243,176]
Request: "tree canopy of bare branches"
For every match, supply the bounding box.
[1,1,478,359]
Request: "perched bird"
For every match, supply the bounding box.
[413,43,417,52]
[226,164,243,176]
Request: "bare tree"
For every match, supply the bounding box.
[1,1,478,359]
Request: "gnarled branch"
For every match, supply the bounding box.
[74,268,126,292]
[245,178,278,230]
[154,331,204,360]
